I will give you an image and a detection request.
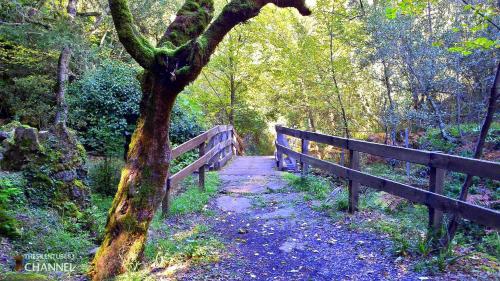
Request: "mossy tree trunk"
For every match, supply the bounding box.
[91,0,311,280]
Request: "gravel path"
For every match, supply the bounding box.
[172,157,423,281]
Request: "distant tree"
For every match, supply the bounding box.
[90,0,311,280]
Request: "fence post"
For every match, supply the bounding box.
[198,141,206,191]
[276,129,284,170]
[214,132,222,170]
[348,149,360,213]
[161,179,171,217]
[428,166,445,235]
[301,138,309,176]
[405,128,410,179]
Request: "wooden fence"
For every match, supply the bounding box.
[162,125,239,216]
[275,125,500,232]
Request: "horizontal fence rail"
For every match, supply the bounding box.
[277,126,500,180]
[162,125,239,216]
[275,125,500,230]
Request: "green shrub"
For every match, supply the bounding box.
[169,95,205,146]
[88,157,124,196]
[67,62,205,155]
[419,128,457,152]
[67,61,141,155]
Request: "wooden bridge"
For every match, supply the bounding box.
[161,124,500,234]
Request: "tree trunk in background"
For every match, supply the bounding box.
[456,93,463,139]
[441,62,499,247]
[90,73,176,280]
[307,109,316,132]
[67,0,77,19]
[427,95,455,143]
[329,31,349,139]
[54,47,71,126]
[229,71,235,126]
[382,60,396,145]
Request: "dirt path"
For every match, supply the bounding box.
[173,156,422,280]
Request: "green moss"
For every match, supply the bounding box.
[120,213,147,233]
[175,65,191,76]
[0,272,52,281]
[197,36,208,50]
[0,121,23,132]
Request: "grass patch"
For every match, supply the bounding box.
[144,224,224,268]
[282,172,330,200]
[169,172,220,216]
[10,207,95,273]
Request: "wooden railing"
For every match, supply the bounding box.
[162,125,239,216]
[275,125,500,233]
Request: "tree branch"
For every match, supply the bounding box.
[159,0,215,48]
[461,0,500,31]
[77,11,101,17]
[108,0,155,68]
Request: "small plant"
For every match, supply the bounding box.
[333,188,349,211]
[479,232,500,260]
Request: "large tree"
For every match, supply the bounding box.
[90,0,311,279]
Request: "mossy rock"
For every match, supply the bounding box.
[0,272,52,281]
[0,122,91,223]
[0,121,24,132]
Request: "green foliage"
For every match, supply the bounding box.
[283,173,330,200]
[170,151,198,174]
[0,75,56,129]
[361,200,428,257]
[170,100,205,146]
[0,172,25,238]
[0,173,25,206]
[68,61,141,155]
[332,188,349,211]
[169,172,220,216]
[419,127,457,152]
[479,232,500,260]
[88,157,124,196]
